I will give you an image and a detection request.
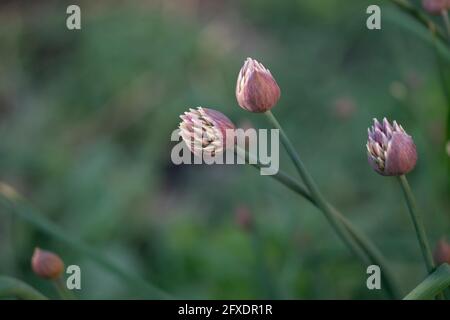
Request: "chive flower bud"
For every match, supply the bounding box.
[433,238,450,265]
[236,58,281,113]
[422,0,450,15]
[31,248,64,280]
[179,107,235,157]
[366,118,417,176]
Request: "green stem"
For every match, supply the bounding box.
[326,204,400,299]
[264,111,370,259]
[237,117,399,298]
[53,277,76,300]
[404,263,450,300]
[397,175,444,300]
[0,276,48,300]
[388,0,448,45]
[442,10,450,41]
[0,183,171,299]
[244,154,399,298]
[429,24,450,192]
[398,175,435,273]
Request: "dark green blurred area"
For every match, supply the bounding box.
[0,0,449,299]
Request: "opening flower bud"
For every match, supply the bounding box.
[433,238,450,265]
[31,248,64,280]
[179,107,235,157]
[366,118,417,176]
[422,0,450,15]
[236,57,281,113]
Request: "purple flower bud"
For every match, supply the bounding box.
[179,107,235,157]
[236,58,281,113]
[422,0,450,15]
[366,118,417,176]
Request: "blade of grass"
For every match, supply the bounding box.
[0,182,171,299]
[388,0,448,44]
[0,276,48,300]
[404,263,450,299]
[430,23,450,190]
[384,3,450,63]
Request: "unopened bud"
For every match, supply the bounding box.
[422,0,450,15]
[235,205,253,232]
[433,238,450,265]
[31,248,64,280]
[236,58,281,113]
[366,118,417,176]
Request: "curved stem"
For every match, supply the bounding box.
[264,111,370,258]
[0,276,48,300]
[237,119,400,298]
[264,111,357,252]
[429,24,450,193]
[398,175,435,272]
[0,183,171,299]
[326,204,400,299]
[388,0,448,45]
[397,175,444,299]
[53,277,76,300]
[246,156,399,298]
[404,263,450,300]
[442,10,450,41]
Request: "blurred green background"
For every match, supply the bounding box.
[0,0,449,299]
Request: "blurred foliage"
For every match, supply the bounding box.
[0,0,449,299]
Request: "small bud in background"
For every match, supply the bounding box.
[179,107,236,157]
[332,96,356,121]
[405,71,423,92]
[389,81,408,101]
[422,0,450,15]
[31,248,64,280]
[236,57,280,113]
[433,238,450,265]
[366,118,417,176]
[235,205,253,232]
[446,141,450,157]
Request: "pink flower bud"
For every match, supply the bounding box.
[179,107,235,157]
[366,118,417,176]
[236,58,281,113]
[433,238,450,265]
[422,0,450,15]
[31,248,64,280]
[235,205,253,232]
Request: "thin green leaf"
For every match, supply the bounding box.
[388,0,448,44]
[0,183,171,299]
[404,263,450,300]
[0,276,48,300]
[384,3,450,63]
